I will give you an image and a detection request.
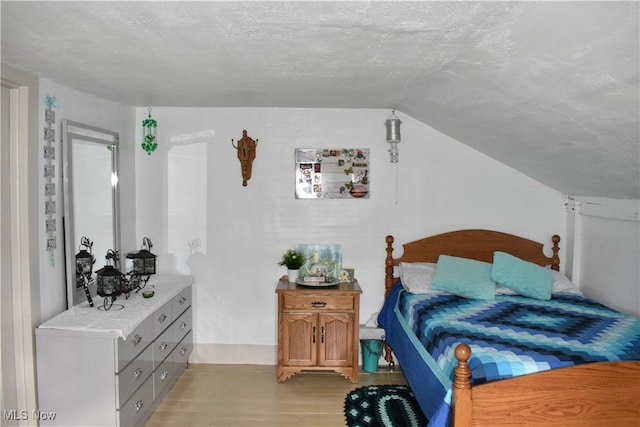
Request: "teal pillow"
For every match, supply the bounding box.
[431,255,496,300]
[491,251,553,300]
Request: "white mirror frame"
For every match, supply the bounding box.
[62,120,120,307]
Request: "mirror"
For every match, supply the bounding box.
[62,120,120,307]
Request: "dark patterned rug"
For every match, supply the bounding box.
[344,384,428,427]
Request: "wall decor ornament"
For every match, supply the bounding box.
[232,129,258,186]
[141,107,158,155]
[43,95,58,265]
[295,148,370,199]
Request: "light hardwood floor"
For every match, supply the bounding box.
[145,364,407,427]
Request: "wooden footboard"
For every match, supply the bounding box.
[452,343,640,427]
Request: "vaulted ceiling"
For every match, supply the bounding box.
[2,1,638,199]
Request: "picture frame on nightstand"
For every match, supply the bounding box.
[339,268,354,283]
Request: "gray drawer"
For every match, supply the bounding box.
[117,375,153,427]
[153,356,177,401]
[172,286,191,317]
[117,316,152,371]
[152,299,173,338]
[116,345,152,408]
[173,330,193,369]
[173,306,192,344]
[153,322,175,368]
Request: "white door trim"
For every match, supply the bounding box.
[2,78,38,426]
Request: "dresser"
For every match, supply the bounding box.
[36,275,193,427]
[276,277,361,383]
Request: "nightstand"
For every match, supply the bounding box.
[276,277,362,383]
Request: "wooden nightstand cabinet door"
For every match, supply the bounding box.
[318,313,353,367]
[282,312,317,366]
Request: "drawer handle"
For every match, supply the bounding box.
[180,346,188,356]
[158,313,167,323]
[160,370,169,381]
[179,296,187,305]
[311,301,327,308]
[134,400,144,413]
[133,334,143,345]
[180,321,188,330]
[134,367,143,380]
[159,342,168,352]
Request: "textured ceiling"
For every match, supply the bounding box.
[2,1,638,199]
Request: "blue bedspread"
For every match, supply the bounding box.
[378,283,640,427]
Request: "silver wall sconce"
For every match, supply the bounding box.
[385,109,402,163]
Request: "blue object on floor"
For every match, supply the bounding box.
[361,339,383,373]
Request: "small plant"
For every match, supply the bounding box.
[278,248,306,269]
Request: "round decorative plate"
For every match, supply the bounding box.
[296,277,340,287]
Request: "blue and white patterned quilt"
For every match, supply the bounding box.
[378,283,640,427]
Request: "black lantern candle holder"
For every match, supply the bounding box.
[95,249,124,310]
[75,236,95,307]
[127,236,157,275]
[126,236,157,291]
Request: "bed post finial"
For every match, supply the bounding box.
[454,343,472,389]
[551,235,561,271]
[452,343,472,426]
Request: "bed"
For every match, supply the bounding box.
[377,229,640,427]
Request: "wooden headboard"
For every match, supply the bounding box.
[384,229,560,299]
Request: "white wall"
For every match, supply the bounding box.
[571,198,640,316]
[134,107,565,364]
[35,79,136,322]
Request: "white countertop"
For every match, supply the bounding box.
[38,274,193,341]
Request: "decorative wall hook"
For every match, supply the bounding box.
[231,130,258,186]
